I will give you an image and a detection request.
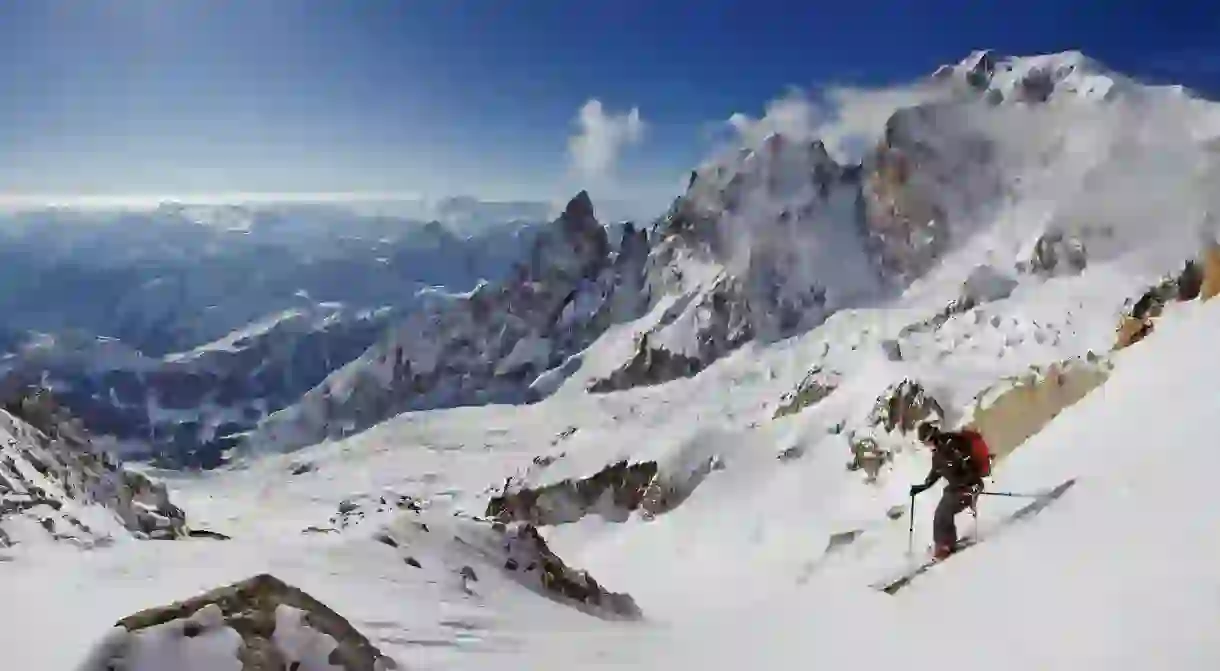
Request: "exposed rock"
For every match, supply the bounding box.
[1112,263,1201,350]
[588,335,706,394]
[487,460,659,525]
[868,379,945,434]
[881,339,903,361]
[1016,67,1056,103]
[78,573,397,670]
[825,529,864,552]
[963,357,1112,462]
[0,386,188,545]
[777,444,805,461]
[503,523,642,620]
[846,436,891,483]
[289,461,317,476]
[1201,242,1220,300]
[187,528,233,541]
[961,264,1018,304]
[963,50,997,90]
[638,453,725,518]
[773,366,842,418]
[114,469,188,540]
[860,103,1003,284]
[1114,314,1154,350]
[1177,259,1203,301]
[1018,230,1088,276]
[899,295,978,338]
[532,453,563,468]
[589,274,755,393]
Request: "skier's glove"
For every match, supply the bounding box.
[909,484,928,497]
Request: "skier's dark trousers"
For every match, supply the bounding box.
[909,423,984,558]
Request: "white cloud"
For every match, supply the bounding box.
[568,99,646,180]
[720,81,946,164]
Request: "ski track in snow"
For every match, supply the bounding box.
[3,50,1220,669]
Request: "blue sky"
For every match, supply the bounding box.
[1,0,1217,208]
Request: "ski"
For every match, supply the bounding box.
[872,477,1077,595]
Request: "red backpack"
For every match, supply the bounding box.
[958,428,993,477]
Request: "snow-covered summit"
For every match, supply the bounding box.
[931,49,1130,103]
[4,50,1220,669]
[227,50,1220,462]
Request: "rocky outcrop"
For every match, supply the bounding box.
[487,450,724,528]
[113,468,188,540]
[501,523,642,620]
[1201,243,1220,301]
[0,386,188,546]
[773,366,842,418]
[846,436,891,483]
[588,335,706,394]
[371,506,642,621]
[963,356,1112,462]
[1114,258,1205,350]
[487,460,660,525]
[868,379,945,434]
[1018,231,1088,276]
[859,103,1004,284]
[77,574,397,670]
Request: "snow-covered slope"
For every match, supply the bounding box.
[2,50,1220,668]
[6,247,1218,668]
[0,387,190,550]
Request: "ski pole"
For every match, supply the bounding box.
[907,493,915,556]
[977,491,1040,499]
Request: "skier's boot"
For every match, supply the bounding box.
[932,543,954,560]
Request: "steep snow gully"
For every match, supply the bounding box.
[1,49,1220,669]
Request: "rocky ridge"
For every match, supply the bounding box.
[0,386,189,548]
[248,192,652,454]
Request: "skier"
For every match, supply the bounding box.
[909,422,988,560]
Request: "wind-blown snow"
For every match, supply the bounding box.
[2,50,1220,670]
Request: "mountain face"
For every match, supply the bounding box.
[7,50,1220,669]
[241,50,1220,458]
[0,204,547,467]
[4,305,397,469]
[0,204,544,355]
[247,191,653,453]
[8,50,1218,469]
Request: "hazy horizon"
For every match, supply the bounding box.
[3,1,1218,208]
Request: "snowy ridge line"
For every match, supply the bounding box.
[4,49,1220,669]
